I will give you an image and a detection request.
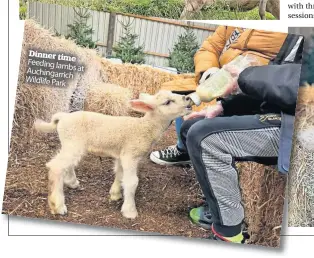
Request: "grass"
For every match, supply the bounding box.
[27,0,275,20]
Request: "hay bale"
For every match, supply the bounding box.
[10,19,106,155]
[239,163,286,247]
[101,59,195,98]
[288,84,314,227]
[84,82,132,116]
[297,83,314,106]
[100,59,218,113]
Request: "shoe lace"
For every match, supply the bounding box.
[160,145,182,158]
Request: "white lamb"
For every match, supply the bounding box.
[34,90,192,219]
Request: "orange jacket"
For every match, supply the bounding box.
[162,26,287,110]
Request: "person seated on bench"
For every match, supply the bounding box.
[150,26,304,243]
[150,25,288,165]
[181,62,300,243]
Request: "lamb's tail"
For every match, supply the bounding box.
[34,112,67,133]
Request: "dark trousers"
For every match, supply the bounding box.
[180,114,281,236]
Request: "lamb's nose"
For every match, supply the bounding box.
[185,96,191,101]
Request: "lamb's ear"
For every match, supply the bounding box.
[129,100,155,113]
[139,93,154,101]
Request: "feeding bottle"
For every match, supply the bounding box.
[188,55,257,106]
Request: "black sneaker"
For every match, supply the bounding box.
[150,145,191,165]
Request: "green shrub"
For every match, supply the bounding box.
[19,0,27,19]
[169,29,199,73]
[103,0,183,18]
[29,0,104,10]
[30,0,184,18]
[31,0,275,20]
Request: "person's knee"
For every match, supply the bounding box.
[180,117,204,145]
[186,116,236,151]
[186,119,214,150]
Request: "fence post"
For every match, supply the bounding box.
[106,12,116,57]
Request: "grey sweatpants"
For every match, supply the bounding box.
[180,114,281,236]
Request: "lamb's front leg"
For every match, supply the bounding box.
[120,157,140,219]
[109,159,123,201]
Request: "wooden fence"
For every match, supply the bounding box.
[27,1,218,67]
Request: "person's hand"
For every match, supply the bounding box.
[220,64,243,97]
[222,55,258,96]
[199,67,220,85]
[223,62,242,78]
[183,102,223,120]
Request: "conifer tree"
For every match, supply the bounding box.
[67,8,97,49]
[169,29,199,73]
[113,19,145,64]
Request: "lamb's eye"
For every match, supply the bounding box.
[164,100,173,105]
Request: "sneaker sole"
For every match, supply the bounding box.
[149,153,191,165]
[189,219,212,230]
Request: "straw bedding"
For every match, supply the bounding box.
[288,84,314,227]
[4,19,287,247]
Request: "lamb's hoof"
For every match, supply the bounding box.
[48,196,67,215]
[121,205,138,219]
[109,186,122,201]
[109,192,122,201]
[65,179,80,189]
[50,203,67,215]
